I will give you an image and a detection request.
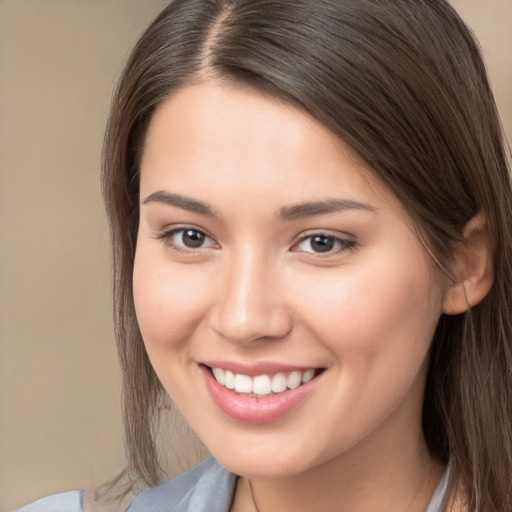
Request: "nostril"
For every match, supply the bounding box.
[209,270,293,344]
[211,317,293,346]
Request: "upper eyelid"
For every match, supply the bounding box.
[158,224,212,238]
[293,233,354,245]
[293,229,355,243]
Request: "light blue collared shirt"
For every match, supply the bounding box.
[15,457,450,512]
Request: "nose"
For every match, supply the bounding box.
[209,250,293,345]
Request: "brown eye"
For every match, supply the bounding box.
[158,227,216,250]
[181,229,206,248]
[293,234,355,255]
[310,235,335,253]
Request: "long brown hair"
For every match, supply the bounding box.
[102,0,512,509]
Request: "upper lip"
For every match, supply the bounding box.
[201,360,323,377]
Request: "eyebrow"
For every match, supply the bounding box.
[142,191,219,218]
[278,199,376,220]
[142,191,376,220]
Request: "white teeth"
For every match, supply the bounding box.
[211,367,318,396]
[302,369,315,384]
[234,374,253,393]
[286,371,302,390]
[225,370,235,389]
[252,374,272,395]
[271,372,287,393]
[212,367,225,385]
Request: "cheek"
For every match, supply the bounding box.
[132,248,211,352]
[289,257,444,447]
[293,252,443,369]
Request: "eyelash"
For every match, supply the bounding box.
[156,227,356,256]
[155,227,217,252]
[291,233,356,256]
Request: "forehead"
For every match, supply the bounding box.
[142,81,348,165]
[140,81,402,217]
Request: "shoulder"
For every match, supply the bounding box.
[13,490,83,512]
[126,456,237,512]
[12,458,236,512]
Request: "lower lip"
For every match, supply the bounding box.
[201,366,321,424]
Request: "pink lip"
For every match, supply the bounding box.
[200,365,322,424]
[202,360,316,377]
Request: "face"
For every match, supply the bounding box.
[134,82,447,479]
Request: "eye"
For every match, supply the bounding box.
[292,233,355,255]
[157,227,217,251]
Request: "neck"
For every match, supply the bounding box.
[248,456,443,512]
[232,410,445,512]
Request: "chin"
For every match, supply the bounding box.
[208,442,322,479]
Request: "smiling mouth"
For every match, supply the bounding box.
[204,365,325,398]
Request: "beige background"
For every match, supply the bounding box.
[0,1,511,510]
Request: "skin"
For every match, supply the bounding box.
[134,82,448,511]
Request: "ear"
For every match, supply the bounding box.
[442,213,494,315]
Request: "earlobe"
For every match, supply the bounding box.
[442,213,494,315]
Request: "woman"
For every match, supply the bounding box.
[17,0,512,510]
